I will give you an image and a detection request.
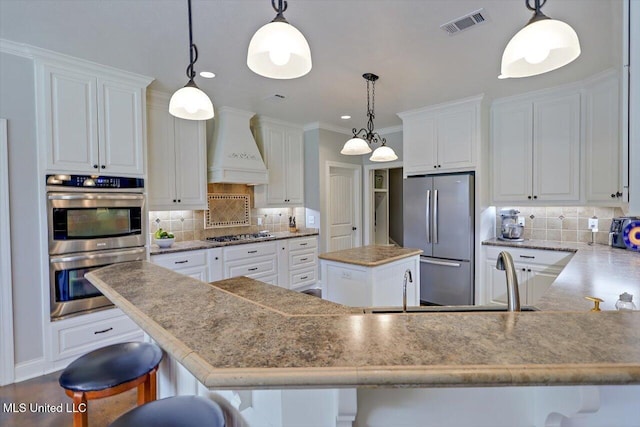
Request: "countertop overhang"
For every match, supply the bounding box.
[86,248,640,389]
[318,245,422,267]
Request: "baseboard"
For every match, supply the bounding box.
[13,358,46,383]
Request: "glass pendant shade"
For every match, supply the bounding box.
[247,21,312,79]
[369,146,398,162]
[341,137,372,155]
[499,18,580,79]
[169,81,214,120]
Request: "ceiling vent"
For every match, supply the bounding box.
[440,8,489,35]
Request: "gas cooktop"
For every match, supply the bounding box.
[205,233,275,243]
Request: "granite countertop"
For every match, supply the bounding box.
[482,238,640,311]
[318,245,423,267]
[87,261,640,389]
[150,230,319,255]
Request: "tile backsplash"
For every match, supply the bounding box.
[496,206,626,245]
[149,184,305,242]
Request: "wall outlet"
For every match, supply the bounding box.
[257,217,263,226]
[307,215,315,225]
[588,218,599,230]
[517,216,525,226]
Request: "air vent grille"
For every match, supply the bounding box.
[440,8,489,35]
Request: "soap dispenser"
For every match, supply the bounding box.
[615,293,637,311]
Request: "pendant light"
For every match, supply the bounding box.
[247,0,312,79]
[169,0,214,120]
[499,0,580,79]
[341,73,398,163]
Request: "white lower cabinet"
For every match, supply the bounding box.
[278,236,318,290]
[50,308,143,370]
[322,256,420,307]
[223,241,278,284]
[483,246,573,306]
[151,249,209,281]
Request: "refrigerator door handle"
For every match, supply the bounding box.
[420,258,461,268]
[425,190,431,243]
[433,189,439,244]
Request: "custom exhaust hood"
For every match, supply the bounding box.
[207,107,268,185]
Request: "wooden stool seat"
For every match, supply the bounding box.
[59,342,163,427]
[109,396,226,427]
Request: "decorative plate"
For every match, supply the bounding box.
[622,220,640,251]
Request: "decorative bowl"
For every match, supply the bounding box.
[154,238,175,248]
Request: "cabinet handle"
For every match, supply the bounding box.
[300,258,308,261]
[521,268,526,271]
[300,276,308,280]
[533,195,538,199]
[437,165,441,168]
[93,164,99,169]
[94,327,113,335]
[433,165,437,169]
[299,243,308,246]
[527,195,532,199]
[174,260,189,264]
[177,199,181,203]
[248,267,258,271]
[215,257,219,260]
[611,193,617,198]
[527,268,532,272]
[616,191,623,198]
[519,255,535,259]
[248,250,258,254]
[173,199,177,203]
[101,165,106,169]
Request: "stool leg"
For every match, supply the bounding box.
[137,378,147,406]
[137,368,157,405]
[71,391,88,427]
[149,368,157,402]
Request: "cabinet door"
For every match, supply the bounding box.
[402,116,437,174]
[174,118,207,209]
[491,102,533,202]
[485,259,527,306]
[437,107,476,171]
[525,264,561,305]
[284,130,304,204]
[98,79,145,175]
[584,75,620,202]
[147,104,177,209]
[43,65,99,172]
[264,127,287,204]
[533,93,580,201]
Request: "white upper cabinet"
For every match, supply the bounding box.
[147,91,207,211]
[583,71,622,203]
[252,117,304,207]
[37,58,151,176]
[491,91,580,203]
[398,95,482,177]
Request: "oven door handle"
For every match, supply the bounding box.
[50,247,145,264]
[48,193,144,201]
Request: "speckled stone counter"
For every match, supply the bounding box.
[483,239,640,311]
[86,261,640,389]
[318,245,422,267]
[150,230,319,255]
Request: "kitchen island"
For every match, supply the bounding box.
[318,245,422,307]
[86,252,640,426]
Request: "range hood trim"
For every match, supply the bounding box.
[207,106,269,185]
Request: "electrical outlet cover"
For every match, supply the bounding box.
[588,218,599,230]
[517,216,525,226]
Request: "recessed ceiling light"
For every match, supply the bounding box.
[341,115,351,120]
[200,71,216,78]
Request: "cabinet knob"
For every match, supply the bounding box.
[352,227,357,231]
[93,164,99,169]
[521,268,526,271]
[177,199,181,203]
[533,195,538,199]
[527,195,532,200]
[616,191,623,198]
[173,199,177,203]
[101,165,106,169]
[438,165,441,168]
[433,165,437,169]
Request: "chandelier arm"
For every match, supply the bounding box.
[525,0,546,12]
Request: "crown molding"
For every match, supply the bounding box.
[0,39,32,58]
[303,121,352,135]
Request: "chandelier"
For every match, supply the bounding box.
[341,73,397,162]
[499,0,580,79]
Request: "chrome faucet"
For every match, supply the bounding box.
[496,251,521,312]
[403,269,413,313]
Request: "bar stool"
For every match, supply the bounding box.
[59,342,163,427]
[109,396,226,427]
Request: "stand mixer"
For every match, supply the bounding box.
[499,209,524,241]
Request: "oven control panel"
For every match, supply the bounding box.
[46,174,144,189]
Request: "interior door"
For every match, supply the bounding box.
[328,165,360,252]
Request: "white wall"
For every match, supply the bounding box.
[0,51,46,373]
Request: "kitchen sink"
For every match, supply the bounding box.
[364,305,539,314]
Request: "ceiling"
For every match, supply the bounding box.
[0,0,623,131]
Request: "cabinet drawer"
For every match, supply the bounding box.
[226,255,277,278]
[484,246,573,267]
[290,268,316,288]
[52,313,141,361]
[288,237,317,251]
[224,241,277,261]
[151,250,207,270]
[289,249,317,269]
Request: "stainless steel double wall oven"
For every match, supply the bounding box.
[46,175,146,320]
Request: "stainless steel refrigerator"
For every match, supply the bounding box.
[403,173,474,305]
